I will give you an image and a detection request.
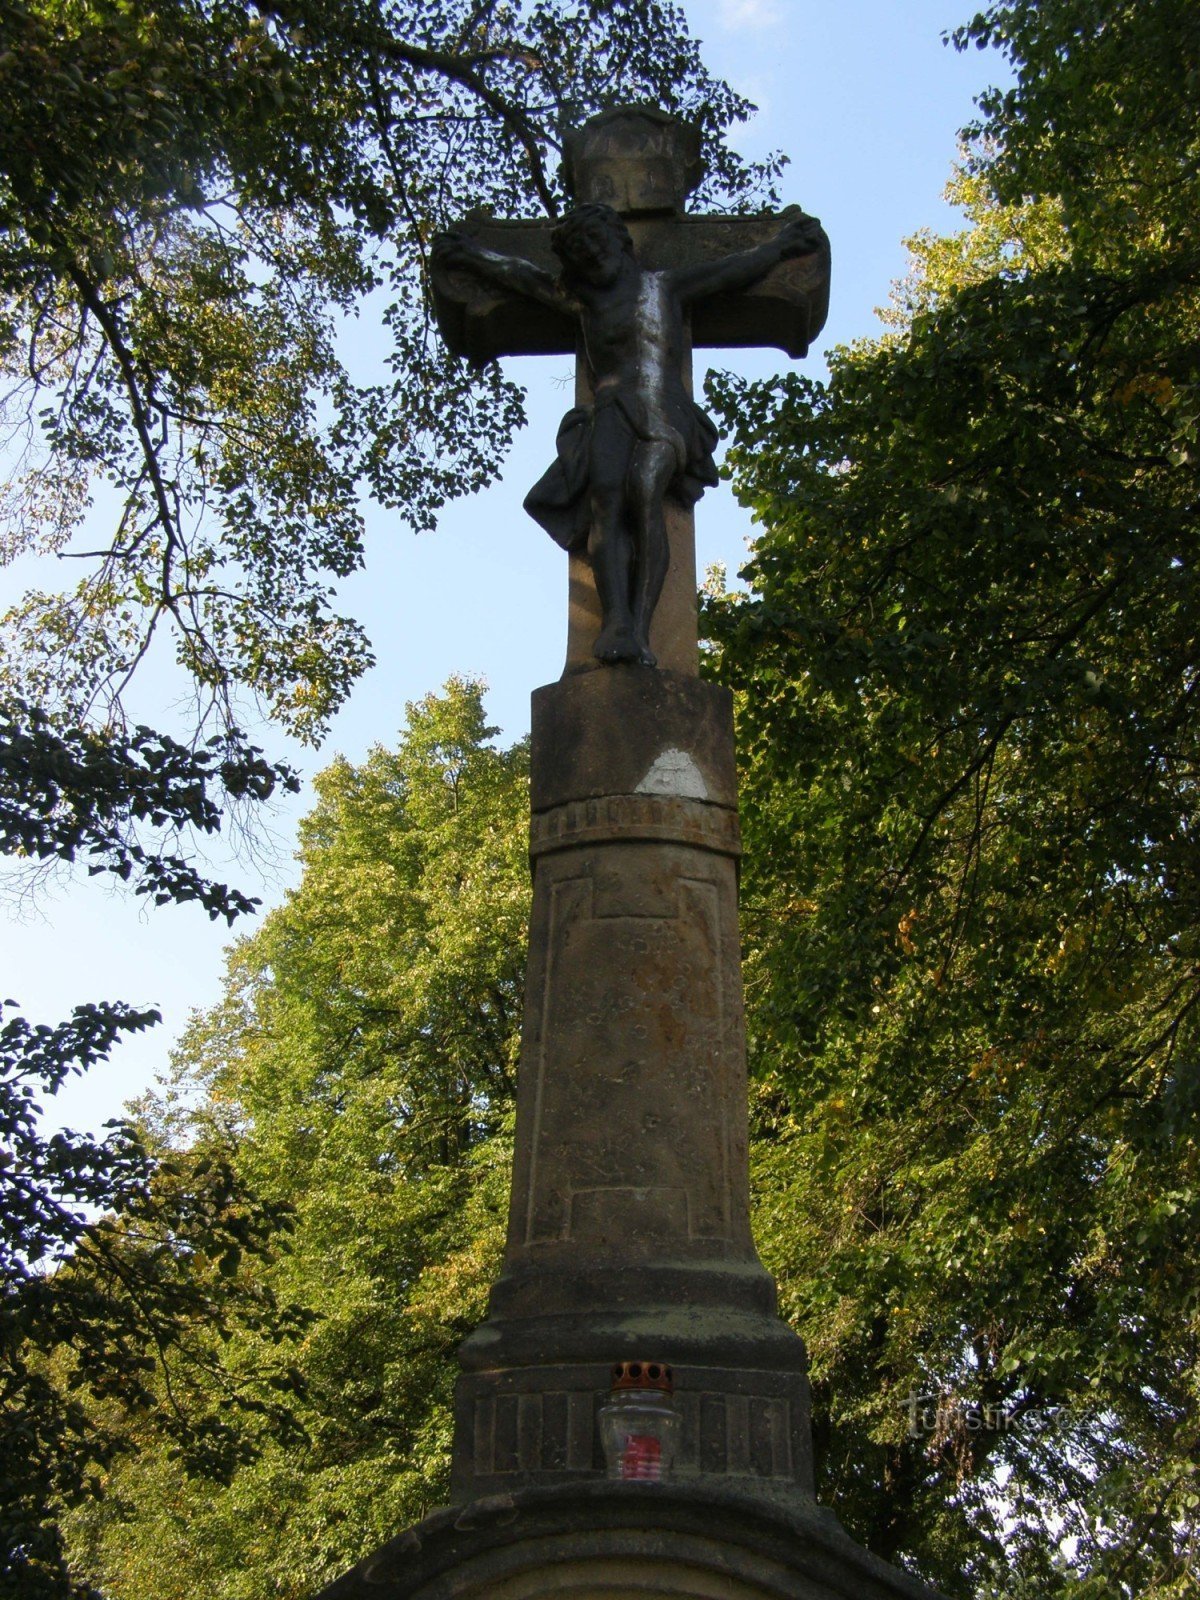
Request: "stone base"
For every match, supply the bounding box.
[312,1482,949,1600]
[454,1260,815,1500]
[306,661,958,1600]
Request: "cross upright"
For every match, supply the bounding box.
[431,106,830,674]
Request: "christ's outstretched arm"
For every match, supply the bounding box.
[431,231,575,313]
[671,210,825,305]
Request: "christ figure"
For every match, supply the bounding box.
[432,203,824,666]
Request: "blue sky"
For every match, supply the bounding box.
[4,0,1010,1132]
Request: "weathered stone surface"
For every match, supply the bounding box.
[312,1482,949,1600]
[562,106,704,216]
[530,668,738,813]
[452,1351,813,1506]
[503,834,748,1259]
[529,793,741,863]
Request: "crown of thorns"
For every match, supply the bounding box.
[551,204,633,262]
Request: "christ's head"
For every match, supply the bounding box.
[552,204,633,288]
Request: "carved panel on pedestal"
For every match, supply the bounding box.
[523,865,736,1251]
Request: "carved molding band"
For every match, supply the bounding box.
[530,794,741,860]
[470,1387,795,1482]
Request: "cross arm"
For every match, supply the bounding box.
[429,208,832,365]
[430,217,578,363]
[670,208,825,305]
[643,211,831,360]
[433,231,568,311]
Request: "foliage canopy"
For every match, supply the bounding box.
[705,0,1200,1592]
[62,679,526,1598]
[0,1000,309,1600]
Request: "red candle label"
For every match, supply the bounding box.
[620,1434,663,1480]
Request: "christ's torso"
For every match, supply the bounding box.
[579,269,687,427]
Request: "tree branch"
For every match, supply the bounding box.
[66,263,179,601]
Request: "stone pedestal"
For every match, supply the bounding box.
[310,666,949,1600]
[451,667,812,1507]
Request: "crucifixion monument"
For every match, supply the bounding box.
[430,107,827,677]
[316,108,948,1600]
[433,190,820,668]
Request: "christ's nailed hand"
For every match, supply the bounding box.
[777,213,824,260]
[431,230,480,271]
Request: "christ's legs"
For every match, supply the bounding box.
[588,406,639,663]
[629,440,676,666]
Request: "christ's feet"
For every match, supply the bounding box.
[593,625,641,664]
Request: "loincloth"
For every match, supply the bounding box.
[523,388,720,553]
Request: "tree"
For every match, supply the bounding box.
[62,680,529,1599]
[704,1,1200,1593]
[1,1001,309,1600]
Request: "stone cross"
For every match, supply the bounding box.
[430,106,830,673]
[418,103,838,1511]
[315,108,951,1600]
